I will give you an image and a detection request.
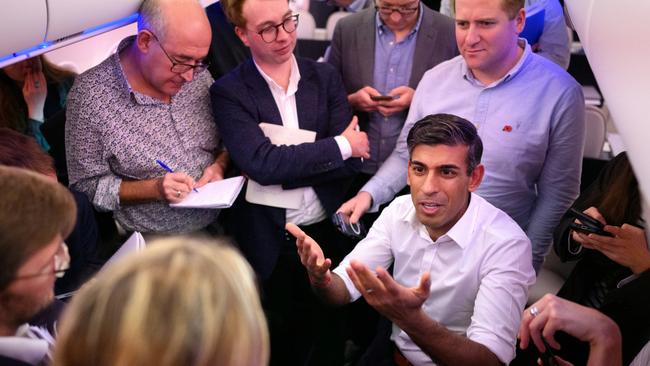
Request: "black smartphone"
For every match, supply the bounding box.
[370,95,397,101]
[331,212,367,239]
[568,208,612,237]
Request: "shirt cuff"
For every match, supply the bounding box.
[93,175,123,212]
[334,135,352,160]
[332,263,362,302]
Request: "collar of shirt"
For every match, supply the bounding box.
[0,324,52,365]
[461,39,532,88]
[398,192,480,249]
[253,55,301,97]
[375,2,424,41]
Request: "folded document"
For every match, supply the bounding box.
[245,123,316,209]
[104,231,146,269]
[170,176,245,209]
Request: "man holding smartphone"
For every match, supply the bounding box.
[327,0,458,180]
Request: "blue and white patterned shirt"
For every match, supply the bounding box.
[66,36,219,234]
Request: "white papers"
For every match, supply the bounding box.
[170,176,245,209]
[103,231,146,269]
[245,123,316,209]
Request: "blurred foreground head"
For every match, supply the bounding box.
[53,237,269,366]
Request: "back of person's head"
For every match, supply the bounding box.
[53,237,269,366]
[0,166,76,292]
[597,152,640,226]
[219,0,248,26]
[407,113,483,175]
[0,127,56,176]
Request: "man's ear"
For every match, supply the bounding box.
[234,26,250,47]
[468,164,484,192]
[136,30,154,53]
[514,8,526,34]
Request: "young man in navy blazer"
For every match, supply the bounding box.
[211,0,370,364]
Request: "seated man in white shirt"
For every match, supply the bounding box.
[0,166,76,365]
[287,113,536,365]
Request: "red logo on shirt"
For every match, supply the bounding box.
[502,124,513,132]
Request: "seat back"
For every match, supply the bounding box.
[296,11,316,40]
[583,104,607,158]
[325,11,350,40]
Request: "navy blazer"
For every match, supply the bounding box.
[211,57,361,279]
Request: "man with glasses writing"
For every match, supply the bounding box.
[327,0,457,197]
[212,0,369,364]
[66,0,228,234]
[0,166,75,365]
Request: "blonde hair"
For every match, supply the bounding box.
[53,237,269,366]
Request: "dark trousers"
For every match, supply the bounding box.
[356,317,399,366]
[264,219,355,366]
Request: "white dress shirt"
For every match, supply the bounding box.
[0,324,55,365]
[333,193,536,365]
[254,56,352,225]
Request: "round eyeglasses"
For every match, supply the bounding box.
[255,14,300,43]
[148,30,210,74]
[13,242,70,281]
[375,2,419,16]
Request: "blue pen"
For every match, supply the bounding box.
[156,160,199,193]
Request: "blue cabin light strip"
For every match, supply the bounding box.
[0,12,139,68]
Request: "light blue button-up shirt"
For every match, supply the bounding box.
[362,6,423,174]
[362,42,585,271]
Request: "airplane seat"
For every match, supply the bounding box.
[296,11,316,40]
[583,104,608,159]
[56,61,81,74]
[325,11,350,40]
[527,247,576,305]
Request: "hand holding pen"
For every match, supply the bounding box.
[156,160,197,203]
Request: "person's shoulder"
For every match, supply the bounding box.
[422,6,455,28]
[337,7,374,29]
[297,57,339,82]
[525,51,581,90]
[70,55,122,99]
[420,55,463,81]
[211,59,252,91]
[472,194,529,242]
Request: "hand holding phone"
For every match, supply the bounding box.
[370,94,398,102]
[332,212,367,239]
[568,208,612,237]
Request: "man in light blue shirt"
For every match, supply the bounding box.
[339,0,585,272]
[328,0,457,178]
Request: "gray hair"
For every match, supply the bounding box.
[138,0,167,37]
[138,0,203,39]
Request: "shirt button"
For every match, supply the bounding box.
[390,68,394,72]
[389,41,394,46]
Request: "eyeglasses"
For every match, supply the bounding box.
[148,31,209,74]
[375,2,419,16]
[254,14,300,43]
[13,242,70,281]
